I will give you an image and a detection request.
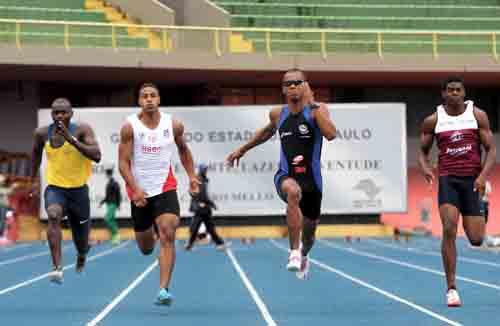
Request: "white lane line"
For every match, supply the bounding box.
[0,244,72,267]
[365,238,500,268]
[270,240,463,326]
[320,240,500,290]
[226,248,277,326]
[0,240,130,295]
[0,243,34,252]
[86,260,158,326]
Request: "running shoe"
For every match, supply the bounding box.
[111,234,121,246]
[76,254,86,273]
[286,249,302,272]
[49,267,63,284]
[446,288,462,307]
[296,255,310,280]
[156,288,174,306]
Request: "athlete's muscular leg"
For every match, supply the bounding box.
[156,213,179,289]
[440,204,460,290]
[135,227,156,255]
[281,178,303,250]
[462,216,485,247]
[46,204,64,268]
[301,217,319,257]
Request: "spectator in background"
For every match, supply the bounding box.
[0,174,12,238]
[99,168,122,245]
[0,174,12,206]
[184,164,227,251]
[480,180,492,223]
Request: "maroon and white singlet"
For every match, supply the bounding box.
[435,100,482,177]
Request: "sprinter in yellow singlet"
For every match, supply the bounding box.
[31,98,101,284]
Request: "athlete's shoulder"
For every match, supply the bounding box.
[421,112,438,132]
[472,106,490,127]
[34,125,49,136]
[33,125,50,144]
[270,105,283,115]
[472,105,486,116]
[171,117,185,137]
[269,106,283,123]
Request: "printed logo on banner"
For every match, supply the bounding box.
[336,128,372,141]
[352,178,382,209]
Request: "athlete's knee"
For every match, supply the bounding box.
[47,208,62,222]
[442,220,458,238]
[286,187,302,204]
[158,227,176,245]
[156,218,178,244]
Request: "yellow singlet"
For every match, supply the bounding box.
[44,124,92,188]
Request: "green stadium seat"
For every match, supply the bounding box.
[214,0,500,55]
[0,0,151,50]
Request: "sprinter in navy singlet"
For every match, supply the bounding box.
[227,69,337,279]
[274,104,323,218]
[418,76,496,307]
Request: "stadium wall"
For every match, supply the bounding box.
[105,0,175,26]
[159,0,230,27]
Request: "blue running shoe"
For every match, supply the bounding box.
[155,288,173,306]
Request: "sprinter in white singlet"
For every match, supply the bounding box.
[118,83,199,306]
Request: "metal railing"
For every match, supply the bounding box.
[0,18,499,60]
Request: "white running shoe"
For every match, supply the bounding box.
[296,256,310,280]
[446,289,461,307]
[49,267,63,285]
[286,249,302,272]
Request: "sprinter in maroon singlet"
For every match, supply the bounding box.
[418,76,496,307]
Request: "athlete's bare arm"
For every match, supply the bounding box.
[226,106,281,167]
[74,123,101,162]
[173,118,199,194]
[55,121,101,162]
[31,126,48,180]
[418,112,438,185]
[312,103,336,140]
[474,107,497,194]
[118,122,147,206]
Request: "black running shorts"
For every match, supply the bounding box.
[131,190,180,232]
[438,175,482,217]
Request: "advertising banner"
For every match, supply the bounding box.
[38,103,406,218]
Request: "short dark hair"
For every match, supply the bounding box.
[105,168,113,177]
[284,68,307,81]
[441,75,465,90]
[51,97,72,109]
[138,82,159,95]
